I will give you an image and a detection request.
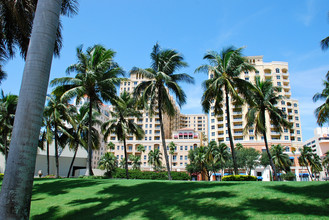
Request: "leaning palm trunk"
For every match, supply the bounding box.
[158,99,172,180]
[306,165,313,181]
[67,143,79,178]
[263,131,278,181]
[54,124,60,178]
[47,141,50,175]
[225,87,238,175]
[87,101,94,176]
[123,138,129,179]
[0,0,61,218]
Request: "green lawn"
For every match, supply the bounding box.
[2,178,329,219]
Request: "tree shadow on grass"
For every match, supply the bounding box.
[32,206,60,220]
[32,179,104,196]
[242,197,329,217]
[267,183,329,201]
[32,181,245,220]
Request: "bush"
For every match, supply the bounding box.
[42,175,56,179]
[222,175,257,181]
[0,173,4,180]
[281,172,296,181]
[112,168,190,180]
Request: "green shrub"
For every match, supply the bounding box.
[42,175,56,179]
[111,168,190,180]
[0,173,4,180]
[222,175,257,181]
[281,172,296,181]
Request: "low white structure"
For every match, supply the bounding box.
[34,143,88,177]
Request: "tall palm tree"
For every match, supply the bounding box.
[244,77,291,181]
[51,44,124,176]
[148,148,163,171]
[270,144,292,173]
[299,145,322,181]
[101,91,144,179]
[98,152,118,178]
[313,71,329,126]
[65,103,101,178]
[168,141,176,171]
[0,1,78,218]
[0,91,18,162]
[43,94,73,178]
[132,43,194,180]
[195,46,255,175]
[322,151,329,180]
[40,113,54,175]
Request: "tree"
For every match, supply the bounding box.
[313,71,329,126]
[299,145,322,181]
[0,91,18,162]
[168,141,176,170]
[101,91,144,179]
[148,148,163,171]
[119,158,126,169]
[196,46,255,175]
[107,142,115,153]
[65,103,101,178]
[321,11,329,50]
[244,77,291,181]
[236,147,260,175]
[98,152,117,178]
[129,154,141,170]
[40,112,54,175]
[132,43,194,180]
[43,94,73,178]
[322,151,329,180]
[137,144,145,153]
[51,44,123,176]
[0,1,78,218]
[270,144,292,173]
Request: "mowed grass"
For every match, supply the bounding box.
[1,178,329,219]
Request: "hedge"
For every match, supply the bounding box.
[281,172,296,181]
[0,173,3,180]
[222,175,257,181]
[112,168,190,180]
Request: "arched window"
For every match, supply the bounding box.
[276,68,280,73]
[285,146,290,152]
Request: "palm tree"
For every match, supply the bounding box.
[65,103,101,178]
[132,43,194,180]
[0,91,18,162]
[51,44,124,176]
[129,154,141,170]
[244,77,291,181]
[40,113,54,175]
[313,71,329,126]
[322,151,329,180]
[168,141,176,171]
[101,91,144,179]
[299,145,322,181]
[321,11,329,50]
[137,144,145,153]
[216,142,230,175]
[98,152,118,178]
[107,142,115,153]
[271,144,292,174]
[195,46,255,175]
[0,1,78,218]
[148,149,163,171]
[43,94,73,178]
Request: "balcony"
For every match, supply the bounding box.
[233,111,242,115]
[233,118,242,122]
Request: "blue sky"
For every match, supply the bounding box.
[1,0,329,141]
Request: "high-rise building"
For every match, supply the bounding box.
[209,56,303,150]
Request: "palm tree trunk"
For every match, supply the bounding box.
[123,138,129,179]
[0,0,61,218]
[87,100,94,176]
[67,143,78,178]
[225,87,238,175]
[47,141,50,175]
[263,130,278,181]
[54,124,59,178]
[158,107,172,180]
[306,165,313,181]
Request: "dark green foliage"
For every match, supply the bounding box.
[112,168,190,180]
[222,175,257,181]
[0,173,3,180]
[281,172,296,181]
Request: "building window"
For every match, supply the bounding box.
[145,130,148,134]
[294,103,297,107]
[276,68,280,73]
[277,82,281,86]
[255,70,259,74]
[211,119,215,123]
[284,128,288,133]
[297,130,300,134]
[180,146,183,150]
[250,136,254,140]
[149,146,151,150]
[144,155,147,160]
[212,132,215,136]
[296,123,300,127]
[211,125,215,129]
[294,110,298,113]
[117,146,119,150]
[244,71,249,75]
[185,146,188,150]
[145,137,147,140]
[149,137,152,140]
[180,155,183,160]
[281,100,285,105]
[285,136,289,140]
[295,116,299,121]
[298,137,301,141]
[282,107,286,112]
[121,146,124,150]
[276,75,281,79]
[245,77,249,81]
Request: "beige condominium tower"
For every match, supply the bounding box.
[92,73,208,171]
[209,56,303,155]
